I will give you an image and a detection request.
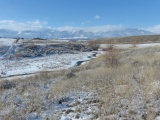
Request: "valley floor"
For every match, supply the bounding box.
[0,51,103,77]
[1,38,160,120]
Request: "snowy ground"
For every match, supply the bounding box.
[1,37,160,78]
[0,38,16,46]
[0,38,103,77]
[54,91,101,120]
[0,51,103,77]
[100,43,160,49]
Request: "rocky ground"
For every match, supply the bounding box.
[54,91,102,120]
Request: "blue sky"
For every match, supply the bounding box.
[0,0,160,32]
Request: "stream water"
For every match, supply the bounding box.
[0,52,100,78]
[75,52,98,66]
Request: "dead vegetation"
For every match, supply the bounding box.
[104,49,120,67]
[88,40,100,50]
[93,34,160,44]
[51,46,160,119]
[1,46,160,119]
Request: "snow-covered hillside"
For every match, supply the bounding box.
[0,28,153,39]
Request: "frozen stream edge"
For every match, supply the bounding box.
[0,51,104,78]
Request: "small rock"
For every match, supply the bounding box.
[128,109,137,115]
[67,101,80,107]
[75,113,80,119]
[65,109,74,114]
[141,112,147,120]
[58,97,69,104]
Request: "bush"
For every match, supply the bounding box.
[104,49,120,67]
[88,41,99,50]
[65,70,76,78]
[103,44,114,51]
[0,80,16,89]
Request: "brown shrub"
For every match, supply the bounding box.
[103,44,114,51]
[0,80,16,90]
[88,41,99,50]
[104,49,120,67]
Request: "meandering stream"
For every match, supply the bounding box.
[75,52,97,66]
[0,51,102,79]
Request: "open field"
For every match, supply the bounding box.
[0,51,102,77]
[1,46,160,119]
[100,43,160,49]
[93,35,160,44]
[0,38,103,77]
[1,36,160,119]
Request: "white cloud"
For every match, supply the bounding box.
[146,24,160,33]
[0,19,125,33]
[0,20,47,32]
[3,19,160,34]
[94,15,100,20]
[56,25,125,33]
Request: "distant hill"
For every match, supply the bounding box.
[0,28,154,39]
[93,35,160,44]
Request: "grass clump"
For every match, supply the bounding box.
[88,40,100,50]
[104,49,120,67]
[0,80,16,90]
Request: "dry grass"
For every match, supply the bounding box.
[1,46,160,119]
[50,46,160,119]
[104,49,120,67]
[88,40,100,50]
[0,69,67,119]
[93,34,160,44]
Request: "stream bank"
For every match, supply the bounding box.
[75,52,99,66]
